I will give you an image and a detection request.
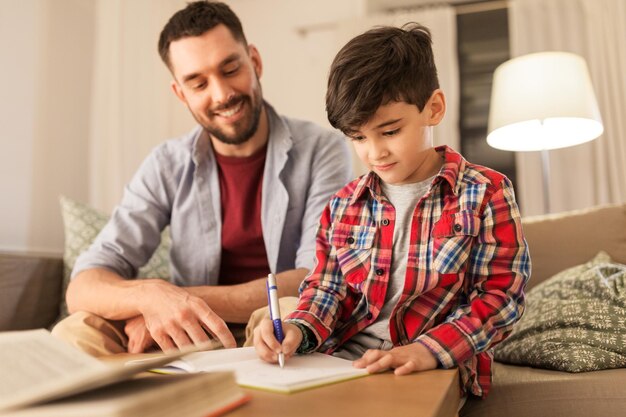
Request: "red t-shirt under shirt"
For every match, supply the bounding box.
[214,144,271,285]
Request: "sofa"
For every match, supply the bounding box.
[462,203,626,417]
[0,251,63,331]
[2,203,626,416]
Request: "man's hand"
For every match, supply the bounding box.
[254,319,303,364]
[124,315,155,354]
[353,342,438,376]
[139,280,237,351]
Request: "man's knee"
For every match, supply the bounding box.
[51,311,128,357]
[51,311,98,340]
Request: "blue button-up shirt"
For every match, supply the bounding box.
[73,104,353,286]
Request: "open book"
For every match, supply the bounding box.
[0,329,249,416]
[153,346,369,394]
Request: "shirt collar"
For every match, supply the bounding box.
[348,145,466,205]
[192,127,212,166]
[435,145,466,196]
[349,172,384,205]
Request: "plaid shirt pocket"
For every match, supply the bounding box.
[432,210,481,274]
[329,222,376,288]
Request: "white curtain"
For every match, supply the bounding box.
[334,6,460,175]
[509,0,626,215]
[88,0,192,213]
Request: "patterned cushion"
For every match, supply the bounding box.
[495,251,626,372]
[58,196,171,319]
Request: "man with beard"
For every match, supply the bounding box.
[52,1,352,355]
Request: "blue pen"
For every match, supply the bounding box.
[266,273,285,368]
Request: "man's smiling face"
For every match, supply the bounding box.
[169,24,263,146]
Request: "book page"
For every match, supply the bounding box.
[0,329,106,407]
[168,347,369,393]
[0,329,197,412]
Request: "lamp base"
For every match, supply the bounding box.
[541,149,551,214]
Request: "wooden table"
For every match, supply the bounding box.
[228,369,460,417]
[104,354,459,417]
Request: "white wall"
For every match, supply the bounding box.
[0,1,38,252]
[0,0,95,254]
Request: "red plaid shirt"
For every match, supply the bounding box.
[286,146,530,397]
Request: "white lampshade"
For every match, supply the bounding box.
[487,52,603,151]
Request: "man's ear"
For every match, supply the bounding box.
[426,89,446,126]
[170,80,187,104]
[248,44,263,79]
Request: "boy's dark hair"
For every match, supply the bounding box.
[158,1,247,69]
[326,23,439,134]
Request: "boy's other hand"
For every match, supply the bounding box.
[254,319,303,364]
[353,342,438,375]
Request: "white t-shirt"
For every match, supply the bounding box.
[360,175,436,343]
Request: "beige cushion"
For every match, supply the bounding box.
[522,204,626,289]
[495,252,626,372]
[461,362,626,417]
[59,196,171,320]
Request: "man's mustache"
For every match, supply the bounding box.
[210,95,246,114]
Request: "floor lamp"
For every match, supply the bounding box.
[486,52,604,214]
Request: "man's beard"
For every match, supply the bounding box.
[200,87,263,146]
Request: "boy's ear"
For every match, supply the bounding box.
[426,89,446,126]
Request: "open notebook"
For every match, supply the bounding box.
[151,347,369,394]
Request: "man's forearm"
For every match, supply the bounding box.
[186,268,308,323]
[66,268,152,320]
[67,268,238,350]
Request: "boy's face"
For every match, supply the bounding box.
[347,92,446,185]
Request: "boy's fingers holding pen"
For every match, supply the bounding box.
[280,323,304,357]
[253,320,305,363]
[253,319,279,363]
[259,318,282,351]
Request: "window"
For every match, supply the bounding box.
[457,6,517,188]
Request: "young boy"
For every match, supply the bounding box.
[254,23,530,399]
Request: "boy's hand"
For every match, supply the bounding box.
[353,342,438,375]
[254,319,303,364]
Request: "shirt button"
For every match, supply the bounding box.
[454,223,462,232]
[347,237,355,244]
[375,268,384,276]
[382,218,390,226]
[366,312,373,320]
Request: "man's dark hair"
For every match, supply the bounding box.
[158,1,247,69]
[326,23,439,134]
